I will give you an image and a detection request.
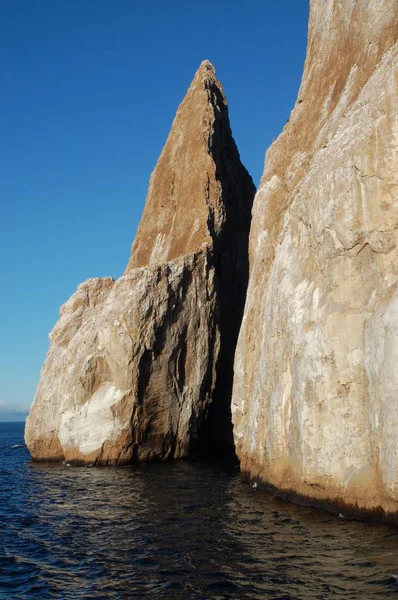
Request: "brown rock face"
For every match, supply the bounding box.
[25,61,255,464]
[232,0,398,518]
[126,60,242,270]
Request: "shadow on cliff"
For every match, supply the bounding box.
[191,80,256,461]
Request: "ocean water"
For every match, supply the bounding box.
[1,423,398,599]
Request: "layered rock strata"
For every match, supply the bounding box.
[25,61,255,464]
[232,0,398,518]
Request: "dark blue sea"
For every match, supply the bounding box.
[1,422,398,599]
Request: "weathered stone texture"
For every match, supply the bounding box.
[26,254,218,464]
[25,61,255,464]
[232,0,398,516]
[126,60,251,271]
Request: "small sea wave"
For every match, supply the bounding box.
[1,422,398,599]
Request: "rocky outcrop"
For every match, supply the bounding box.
[25,61,255,464]
[232,0,398,518]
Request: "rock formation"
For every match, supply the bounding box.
[232,0,398,518]
[25,61,255,464]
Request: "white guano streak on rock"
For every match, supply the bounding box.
[58,383,126,455]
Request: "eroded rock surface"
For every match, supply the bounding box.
[232,0,398,517]
[25,61,255,464]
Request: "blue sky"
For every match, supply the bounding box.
[0,1,309,418]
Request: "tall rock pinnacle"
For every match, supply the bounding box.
[25,61,255,465]
[233,0,398,519]
[126,59,249,270]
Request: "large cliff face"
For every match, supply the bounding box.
[25,61,255,464]
[232,0,398,516]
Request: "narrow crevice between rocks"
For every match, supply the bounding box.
[190,80,256,462]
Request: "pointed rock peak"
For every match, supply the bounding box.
[197,59,216,78]
[186,59,225,107]
[126,61,253,272]
[199,59,214,69]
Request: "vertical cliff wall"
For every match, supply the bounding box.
[25,61,255,464]
[232,0,398,516]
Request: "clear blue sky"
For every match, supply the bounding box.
[0,1,309,419]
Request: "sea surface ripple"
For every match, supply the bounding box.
[1,422,398,599]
